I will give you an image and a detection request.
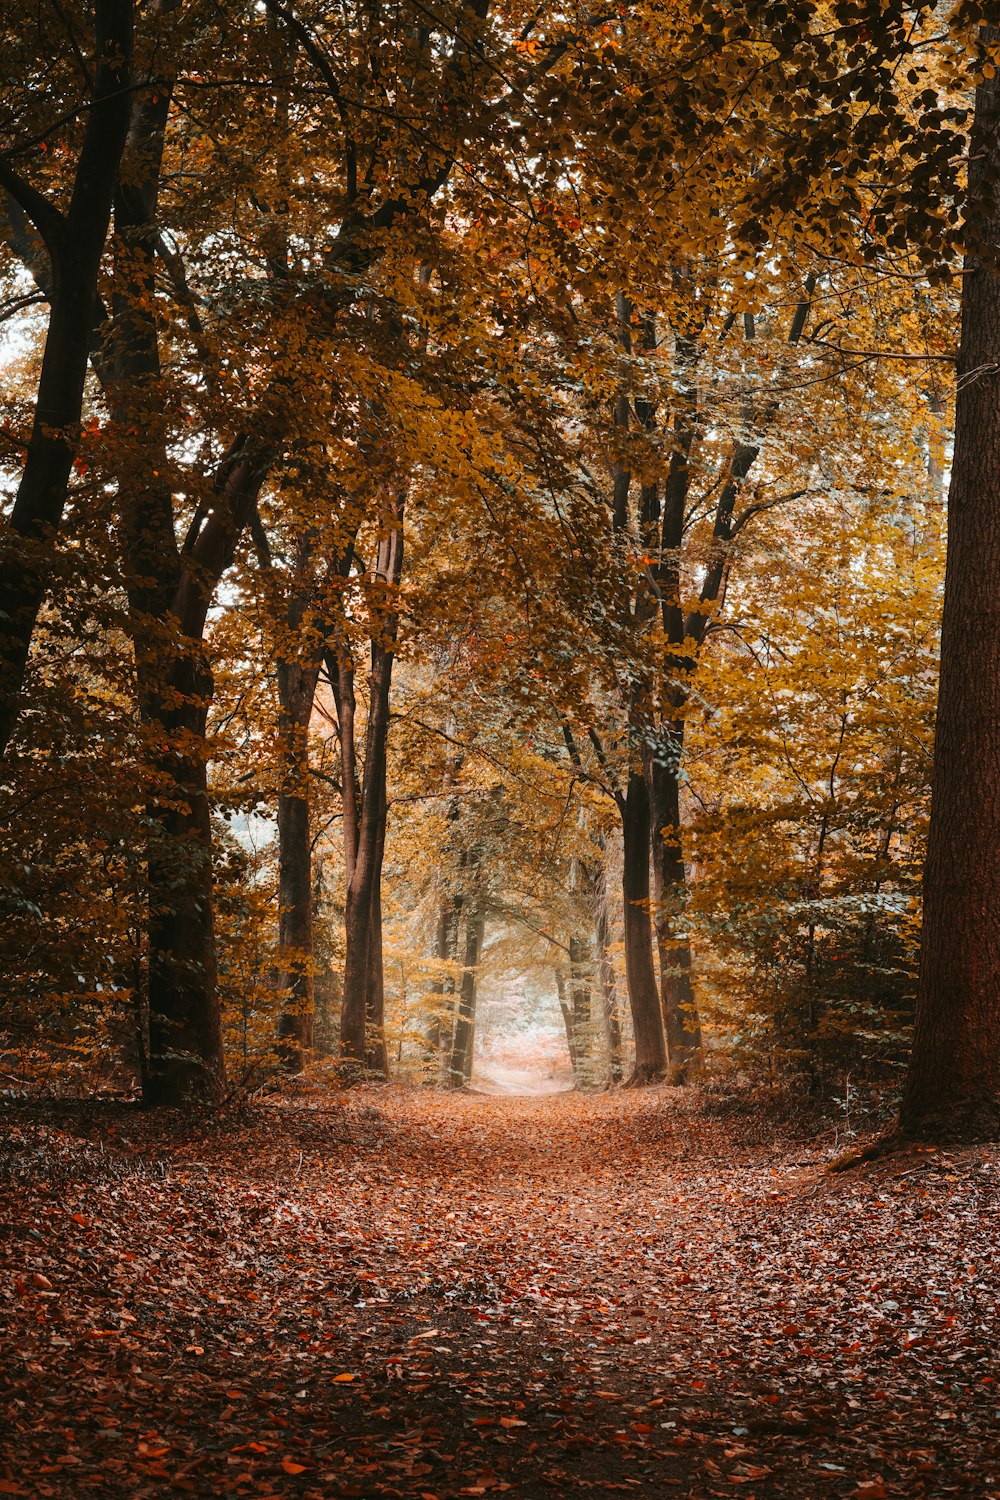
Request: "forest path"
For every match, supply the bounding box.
[467,1064,573,1096]
[3,1086,1000,1499]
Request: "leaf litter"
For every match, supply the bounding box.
[2,1086,999,1497]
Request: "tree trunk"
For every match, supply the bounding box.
[555,968,580,1077]
[340,880,373,1067]
[311,856,339,1055]
[450,900,485,1086]
[621,770,668,1083]
[365,876,390,1076]
[900,45,1000,1141]
[0,0,134,758]
[137,442,269,1106]
[591,863,623,1083]
[426,888,462,1077]
[569,935,593,1086]
[339,501,404,1068]
[274,657,321,1071]
[143,648,226,1105]
[647,732,703,1081]
[109,68,267,1106]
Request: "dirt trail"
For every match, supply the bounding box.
[2,1086,1000,1498]
[468,1064,573,1096]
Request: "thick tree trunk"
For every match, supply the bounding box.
[0,0,134,758]
[98,67,269,1106]
[621,770,668,1083]
[426,888,462,1076]
[310,856,339,1055]
[340,739,391,1075]
[275,659,320,1071]
[339,504,403,1068]
[569,935,593,1086]
[647,734,703,1081]
[365,877,390,1076]
[555,968,580,1077]
[591,864,623,1083]
[143,650,226,1105]
[450,900,485,1086]
[340,880,373,1067]
[136,445,268,1105]
[900,48,1000,1141]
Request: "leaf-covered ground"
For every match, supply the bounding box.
[2,1085,999,1499]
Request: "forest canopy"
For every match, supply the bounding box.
[1,0,998,1134]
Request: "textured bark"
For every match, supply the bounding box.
[450,900,485,1086]
[312,857,341,1057]
[647,736,703,1081]
[274,654,322,1071]
[106,62,271,1107]
[134,436,269,1107]
[142,647,226,1106]
[555,969,579,1075]
[339,505,404,1068]
[0,0,134,757]
[621,770,668,1083]
[568,935,593,1085]
[900,48,1000,1141]
[340,881,372,1067]
[365,863,390,1076]
[426,889,462,1074]
[592,863,623,1083]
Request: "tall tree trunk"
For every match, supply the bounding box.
[102,57,273,1105]
[138,443,269,1105]
[139,433,270,1103]
[340,879,373,1067]
[450,899,484,1086]
[591,863,623,1083]
[274,655,321,1071]
[569,935,593,1086]
[0,0,134,758]
[424,728,465,1075]
[900,46,1000,1141]
[103,65,268,1107]
[142,647,226,1105]
[621,770,668,1083]
[426,888,462,1077]
[311,856,339,1055]
[251,519,330,1075]
[647,729,703,1081]
[365,873,390,1075]
[339,500,404,1068]
[555,968,580,1077]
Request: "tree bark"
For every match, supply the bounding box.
[621,770,668,1083]
[569,934,593,1086]
[365,859,390,1075]
[647,731,703,1080]
[426,887,462,1076]
[274,655,322,1071]
[450,898,485,1086]
[142,645,226,1105]
[250,516,329,1074]
[339,500,404,1069]
[555,968,579,1077]
[0,0,134,758]
[900,45,1000,1141]
[105,62,270,1107]
[591,861,623,1083]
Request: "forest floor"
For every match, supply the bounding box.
[2,1084,1000,1500]
[467,1065,574,1096]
